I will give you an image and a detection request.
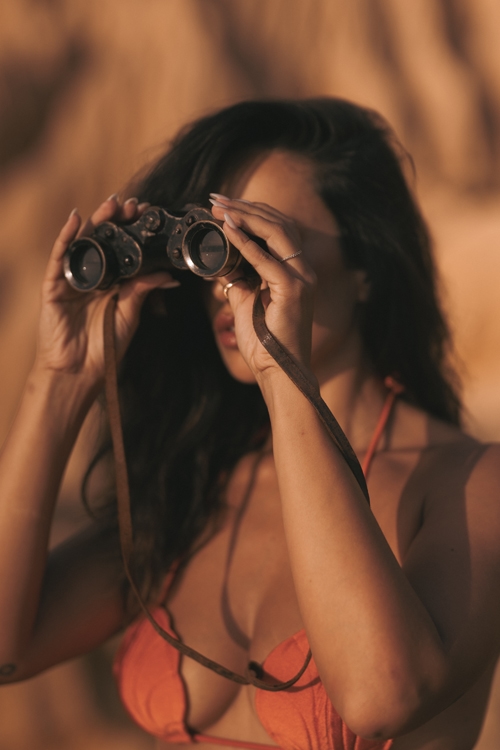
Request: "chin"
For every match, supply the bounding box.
[219,348,257,385]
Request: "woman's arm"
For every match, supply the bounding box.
[0,197,177,682]
[211,197,500,739]
[261,372,449,736]
[0,367,124,681]
[263,373,500,737]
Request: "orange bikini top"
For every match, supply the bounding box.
[114,380,400,749]
[114,607,393,750]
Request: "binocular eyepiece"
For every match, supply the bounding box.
[64,205,252,292]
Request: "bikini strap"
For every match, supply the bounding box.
[362,376,404,478]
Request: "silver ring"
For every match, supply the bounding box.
[279,250,302,263]
[222,277,247,299]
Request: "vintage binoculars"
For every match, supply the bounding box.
[64,205,257,292]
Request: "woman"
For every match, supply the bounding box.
[0,98,499,750]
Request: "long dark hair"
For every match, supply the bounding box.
[84,98,461,601]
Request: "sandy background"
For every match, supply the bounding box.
[1,1,500,747]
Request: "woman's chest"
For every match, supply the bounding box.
[166,455,303,666]
[162,450,427,730]
[167,447,430,639]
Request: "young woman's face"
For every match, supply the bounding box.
[206,150,369,384]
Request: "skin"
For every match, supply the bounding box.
[0,152,499,750]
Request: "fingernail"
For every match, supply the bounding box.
[209,198,229,208]
[159,280,181,289]
[69,207,79,218]
[210,192,231,203]
[224,212,238,230]
[124,197,139,205]
[137,202,150,211]
[107,193,119,202]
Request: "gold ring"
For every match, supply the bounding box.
[279,250,302,263]
[222,277,247,299]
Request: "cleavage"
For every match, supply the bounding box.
[164,450,302,727]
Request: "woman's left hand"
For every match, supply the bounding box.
[210,196,317,381]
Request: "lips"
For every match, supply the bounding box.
[213,308,238,349]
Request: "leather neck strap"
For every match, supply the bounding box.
[103,289,370,692]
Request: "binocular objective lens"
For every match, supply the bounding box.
[189,228,227,273]
[70,243,104,289]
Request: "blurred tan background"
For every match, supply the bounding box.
[1,1,500,748]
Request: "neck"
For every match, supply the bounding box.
[263,364,390,462]
[310,331,388,455]
[318,367,388,455]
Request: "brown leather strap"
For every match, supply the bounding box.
[103,287,369,691]
[252,292,369,504]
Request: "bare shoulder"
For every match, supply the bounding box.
[431,435,500,551]
[379,399,500,561]
[391,397,494,483]
[412,403,500,506]
[393,404,500,663]
[421,431,500,548]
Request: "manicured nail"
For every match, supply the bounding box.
[137,202,150,211]
[210,192,231,203]
[159,280,181,289]
[209,198,229,208]
[69,207,79,218]
[224,212,238,230]
[124,197,139,205]
[107,193,119,202]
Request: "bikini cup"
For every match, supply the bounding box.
[114,603,393,750]
[114,605,310,743]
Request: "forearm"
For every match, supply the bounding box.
[260,371,447,735]
[0,366,97,660]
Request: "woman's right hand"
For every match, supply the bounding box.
[35,196,178,388]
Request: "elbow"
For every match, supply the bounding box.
[341,693,421,740]
[0,643,35,685]
[0,661,20,685]
[341,700,416,741]
[335,669,445,740]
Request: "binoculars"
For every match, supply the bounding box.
[64,205,259,292]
